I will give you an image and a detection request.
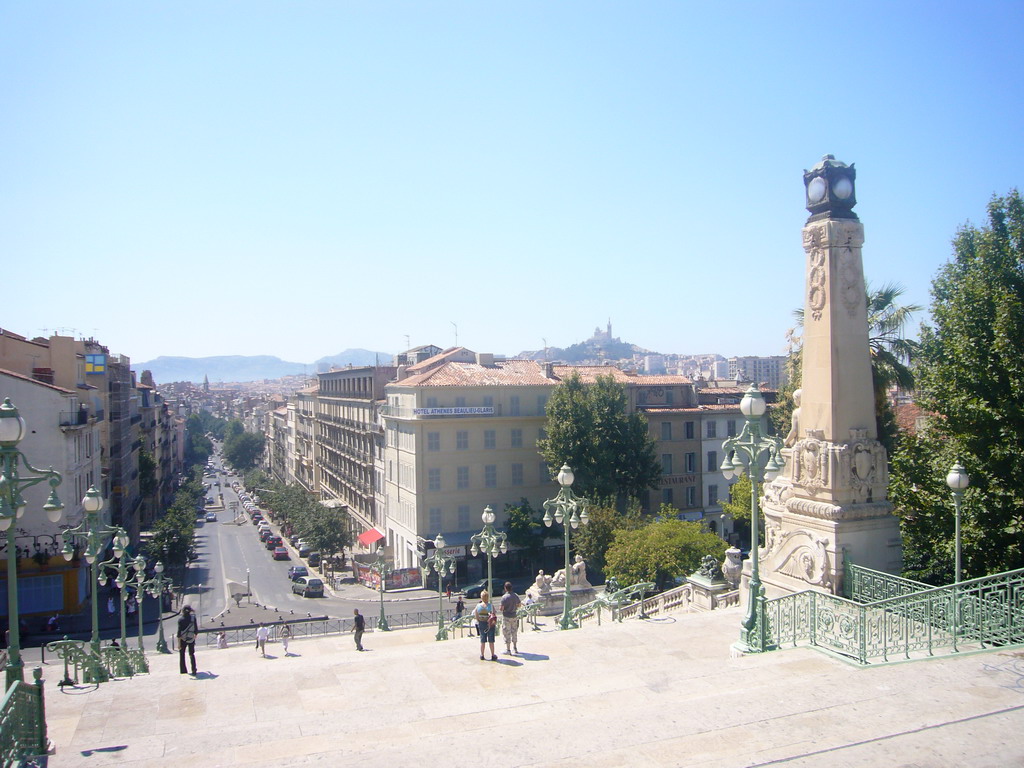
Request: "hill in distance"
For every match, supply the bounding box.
[139,349,391,384]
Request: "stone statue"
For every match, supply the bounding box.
[695,554,723,582]
[533,570,551,593]
[784,388,802,448]
[721,548,743,588]
[550,568,567,587]
[604,576,621,595]
[571,554,591,587]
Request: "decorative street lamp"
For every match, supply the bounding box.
[138,560,173,653]
[96,531,135,651]
[370,546,393,631]
[422,534,456,641]
[543,465,590,631]
[470,505,507,601]
[61,485,125,681]
[720,385,784,653]
[946,461,970,584]
[0,398,65,689]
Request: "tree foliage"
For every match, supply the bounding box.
[224,430,266,471]
[538,373,661,504]
[257,480,353,556]
[570,498,645,578]
[145,472,205,574]
[503,499,547,569]
[604,517,727,590]
[899,189,1024,579]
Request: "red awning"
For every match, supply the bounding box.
[357,528,385,547]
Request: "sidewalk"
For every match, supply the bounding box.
[42,605,1024,767]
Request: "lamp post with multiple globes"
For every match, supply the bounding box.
[542,465,589,631]
[0,398,65,689]
[422,534,456,641]
[470,505,507,603]
[719,385,785,653]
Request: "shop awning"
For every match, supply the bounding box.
[357,528,385,547]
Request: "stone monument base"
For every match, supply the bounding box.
[526,586,596,616]
[686,574,732,611]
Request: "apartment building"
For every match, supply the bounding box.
[380,351,557,568]
[727,355,788,391]
[0,369,103,616]
[293,386,317,494]
[315,365,397,540]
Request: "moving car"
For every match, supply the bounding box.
[287,565,309,581]
[205,511,217,522]
[462,577,533,600]
[292,576,324,598]
[264,536,282,550]
[273,546,290,560]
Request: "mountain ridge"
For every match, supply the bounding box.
[138,349,391,383]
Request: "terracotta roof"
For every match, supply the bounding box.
[396,359,557,388]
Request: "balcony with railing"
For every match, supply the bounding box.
[58,409,89,428]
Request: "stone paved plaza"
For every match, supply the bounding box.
[40,606,1024,767]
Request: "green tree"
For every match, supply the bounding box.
[503,499,547,573]
[538,373,660,504]
[604,517,726,590]
[570,498,645,579]
[138,450,157,498]
[224,431,266,470]
[899,190,1024,579]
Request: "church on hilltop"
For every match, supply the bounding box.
[590,319,619,344]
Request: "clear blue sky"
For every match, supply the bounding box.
[3,2,1022,365]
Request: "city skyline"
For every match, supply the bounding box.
[3,3,1022,364]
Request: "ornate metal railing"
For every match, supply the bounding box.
[844,563,931,602]
[0,670,48,766]
[764,567,1024,664]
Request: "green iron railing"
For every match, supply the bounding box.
[764,566,1024,664]
[0,669,47,766]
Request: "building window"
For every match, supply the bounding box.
[685,486,696,507]
[483,396,493,408]
[457,431,469,450]
[427,432,440,452]
[511,463,524,486]
[538,428,546,442]
[455,396,466,407]
[457,466,469,489]
[428,468,441,492]
[661,454,673,474]
[661,422,672,441]
[427,397,438,408]
[485,465,497,488]
[666,389,674,405]
[685,421,695,440]
[662,488,673,506]
[538,395,548,414]
[685,453,696,473]
[510,396,520,416]
[707,450,717,473]
[706,421,717,438]
[484,429,496,449]
[708,484,719,506]
[458,505,471,530]
[429,507,442,533]
[727,419,737,437]
[540,462,549,482]
[510,428,523,448]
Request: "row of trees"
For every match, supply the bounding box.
[242,470,352,558]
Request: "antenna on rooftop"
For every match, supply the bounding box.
[451,321,458,348]
[542,338,548,362]
[404,334,410,351]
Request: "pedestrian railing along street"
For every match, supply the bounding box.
[763,564,1024,663]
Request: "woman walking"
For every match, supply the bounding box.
[281,623,292,656]
[474,591,497,661]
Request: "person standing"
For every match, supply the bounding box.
[455,596,465,622]
[474,591,497,661]
[256,623,269,657]
[500,581,522,655]
[280,623,292,656]
[177,605,198,675]
[352,609,365,651]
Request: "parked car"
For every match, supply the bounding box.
[265,536,282,550]
[292,576,324,598]
[205,511,217,522]
[273,546,290,561]
[287,565,309,581]
[259,530,273,543]
[307,552,321,568]
[298,544,311,558]
[289,534,300,546]
[205,497,215,506]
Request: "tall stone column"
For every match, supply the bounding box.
[758,156,902,598]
